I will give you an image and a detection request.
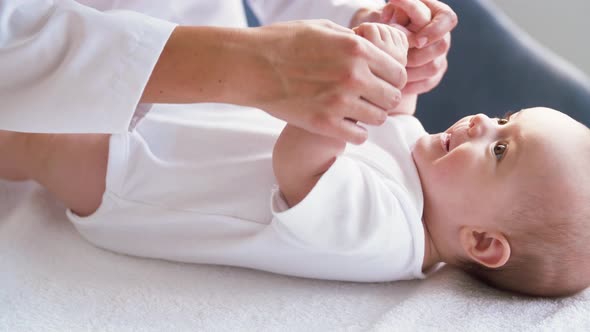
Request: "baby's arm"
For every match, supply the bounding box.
[273,24,412,207]
[273,124,345,207]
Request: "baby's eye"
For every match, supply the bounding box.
[497,118,508,125]
[493,142,507,160]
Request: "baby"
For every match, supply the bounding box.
[3,102,590,298]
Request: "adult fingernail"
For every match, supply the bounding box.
[417,37,428,48]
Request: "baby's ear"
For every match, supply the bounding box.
[459,227,511,269]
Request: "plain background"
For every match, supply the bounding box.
[492,0,590,76]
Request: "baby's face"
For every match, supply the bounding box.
[412,107,587,255]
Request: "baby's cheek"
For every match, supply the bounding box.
[438,148,479,180]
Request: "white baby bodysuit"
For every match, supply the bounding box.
[68,103,428,282]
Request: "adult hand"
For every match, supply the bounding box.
[351,0,458,95]
[251,20,408,144]
[353,23,416,116]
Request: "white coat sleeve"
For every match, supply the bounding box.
[0,0,176,133]
[246,0,384,27]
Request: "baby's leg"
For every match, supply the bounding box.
[0,130,110,217]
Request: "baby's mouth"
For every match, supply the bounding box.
[440,133,451,152]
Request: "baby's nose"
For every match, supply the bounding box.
[467,113,489,138]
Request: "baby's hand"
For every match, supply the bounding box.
[351,0,457,114]
[353,23,409,68]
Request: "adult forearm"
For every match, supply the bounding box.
[141,26,272,106]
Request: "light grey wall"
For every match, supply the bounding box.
[492,0,590,77]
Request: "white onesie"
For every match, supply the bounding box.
[68,103,428,282]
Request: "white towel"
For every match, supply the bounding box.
[2,180,589,331]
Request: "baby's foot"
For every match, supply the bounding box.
[0,130,33,181]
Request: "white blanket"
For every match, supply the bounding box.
[2,180,589,331]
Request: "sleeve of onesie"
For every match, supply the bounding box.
[246,0,384,27]
[0,0,176,133]
[270,155,424,282]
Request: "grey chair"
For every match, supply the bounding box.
[244,0,590,132]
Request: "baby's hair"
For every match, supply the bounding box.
[489,110,517,124]
[457,198,590,297]
[496,110,516,120]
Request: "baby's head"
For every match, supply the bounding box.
[412,107,590,297]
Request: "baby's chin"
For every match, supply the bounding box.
[411,133,431,152]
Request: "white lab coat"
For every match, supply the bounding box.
[0,0,382,134]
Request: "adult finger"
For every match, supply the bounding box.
[387,0,432,31]
[303,110,368,144]
[406,32,450,67]
[402,66,446,94]
[381,3,396,24]
[348,98,390,126]
[406,56,447,82]
[357,38,408,93]
[359,70,403,111]
[414,0,458,48]
[335,118,369,145]
[334,64,400,121]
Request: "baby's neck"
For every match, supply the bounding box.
[422,220,442,271]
